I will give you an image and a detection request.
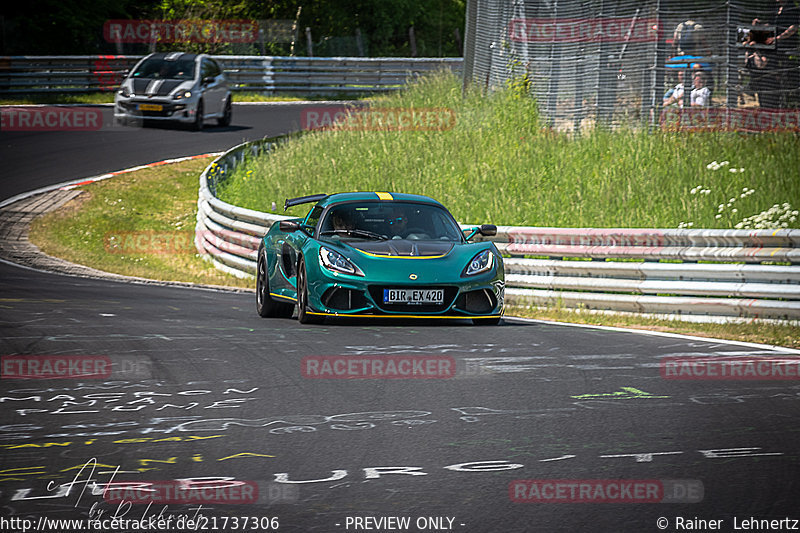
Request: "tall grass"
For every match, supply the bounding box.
[219,73,800,228]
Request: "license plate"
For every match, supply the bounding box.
[383,288,444,305]
[138,103,163,111]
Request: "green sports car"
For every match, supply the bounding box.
[256,192,504,325]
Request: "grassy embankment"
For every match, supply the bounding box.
[29,157,252,289]
[219,73,799,231]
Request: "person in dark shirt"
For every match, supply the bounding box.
[753,0,800,107]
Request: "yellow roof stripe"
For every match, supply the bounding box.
[376,192,394,201]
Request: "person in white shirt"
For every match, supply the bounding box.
[690,72,711,106]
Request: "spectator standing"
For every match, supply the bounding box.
[673,20,711,57]
[752,0,800,107]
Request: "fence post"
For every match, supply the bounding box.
[355,28,365,56]
[305,27,313,57]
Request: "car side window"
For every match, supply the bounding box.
[208,59,222,78]
[303,206,323,234]
[200,60,215,81]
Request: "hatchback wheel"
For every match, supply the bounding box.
[192,100,204,131]
[217,98,232,127]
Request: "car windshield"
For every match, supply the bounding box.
[318,201,464,242]
[131,58,195,80]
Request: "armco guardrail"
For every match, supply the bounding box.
[195,139,289,278]
[196,140,800,320]
[0,55,462,94]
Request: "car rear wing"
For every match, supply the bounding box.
[284,194,328,212]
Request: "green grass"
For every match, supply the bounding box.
[29,158,252,289]
[218,72,800,230]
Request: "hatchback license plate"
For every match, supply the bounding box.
[138,103,163,111]
[383,289,444,305]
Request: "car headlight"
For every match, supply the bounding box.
[319,247,364,276]
[463,249,494,276]
[118,87,132,98]
[173,90,192,100]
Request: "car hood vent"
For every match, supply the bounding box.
[348,241,454,257]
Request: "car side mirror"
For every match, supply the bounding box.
[464,224,497,241]
[202,76,215,85]
[279,220,300,232]
[479,224,497,237]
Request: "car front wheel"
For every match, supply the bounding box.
[296,259,323,324]
[217,98,232,127]
[192,100,204,131]
[257,251,293,318]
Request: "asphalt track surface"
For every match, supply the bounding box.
[2,105,800,533]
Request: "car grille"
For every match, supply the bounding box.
[368,286,459,314]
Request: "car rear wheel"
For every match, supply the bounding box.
[192,100,204,131]
[257,251,293,318]
[217,98,232,127]
[297,259,323,324]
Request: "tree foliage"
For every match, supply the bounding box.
[1,0,466,56]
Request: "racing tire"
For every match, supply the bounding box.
[472,317,501,326]
[296,259,323,324]
[256,250,293,318]
[192,100,204,131]
[217,98,232,127]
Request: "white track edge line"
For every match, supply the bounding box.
[503,316,800,354]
